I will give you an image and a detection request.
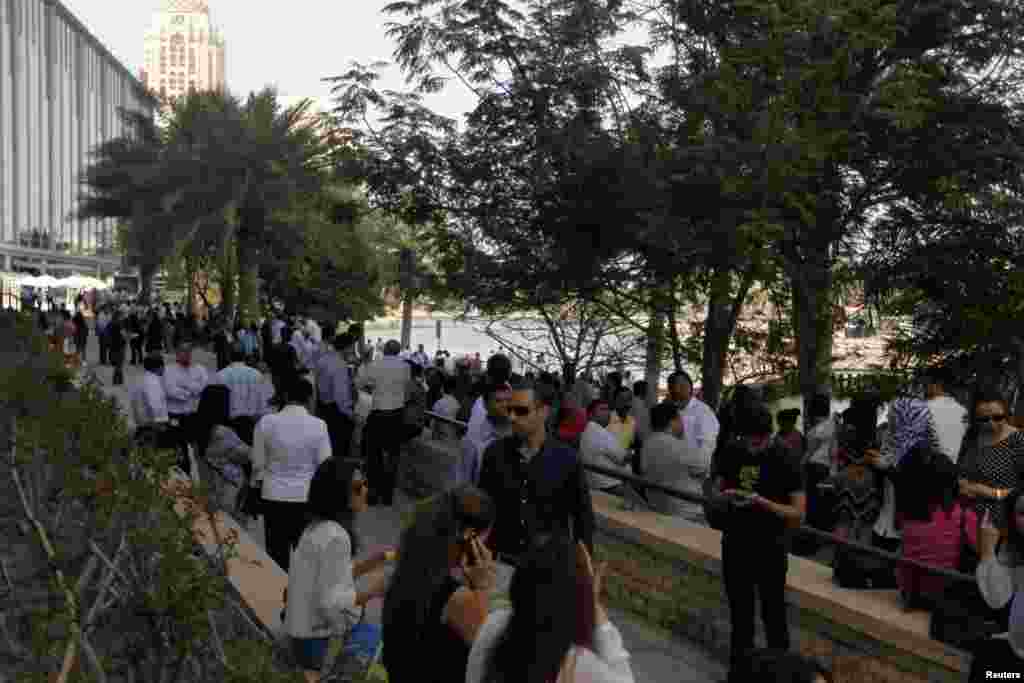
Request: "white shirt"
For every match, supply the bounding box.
[305,320,322,344]
[271,319,285,345]
[291,331,313,369]
[806,416,838,470]
[465,397,494,452]
[581,421,629,490]
[928,395,968,463]
[285,520,357,638]
[251,405,332,502]
[466,609,633,683]
[431,394,461,441]
[977,548,1024,659]
[356,355,410,412]
[641,431,704,518]
[213,362,274,418]
[678,398,720,472]
[163,362,209,415]
[129,371,169,428]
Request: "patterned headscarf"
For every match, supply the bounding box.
[885,397,938,466]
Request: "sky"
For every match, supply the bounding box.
[58,0,480,121]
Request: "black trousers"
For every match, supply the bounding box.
[722,537,791,680]
[363,408,405,505]
[110,347,125,385]
[169,413,198,473]
[98,335,109,365]
[969,637,1024,682]
[130,338,144,364]
[804,463,833,530]
[263,499,307,573]
[318,402,355,461]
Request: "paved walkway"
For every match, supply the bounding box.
[83,332,725,682]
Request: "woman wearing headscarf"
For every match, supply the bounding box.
[866,397,941,552]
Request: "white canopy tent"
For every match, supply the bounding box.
[15,274,111,290]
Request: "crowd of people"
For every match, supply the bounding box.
[53,298,1024,681]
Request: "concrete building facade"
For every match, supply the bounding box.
[141,0,225,102]
[0,0,157,277]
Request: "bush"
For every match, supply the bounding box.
[0,309,302,683]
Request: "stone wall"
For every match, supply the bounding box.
[594,512,968,683]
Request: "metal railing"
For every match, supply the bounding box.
[422,410,977,586]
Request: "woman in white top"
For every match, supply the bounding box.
[251,377,332,572]
[466,537,633,683]
[972,489,1024,679]
[285,458,395,675]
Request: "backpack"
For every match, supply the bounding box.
[703,438,735,531]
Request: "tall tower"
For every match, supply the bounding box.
[141,0,226,102]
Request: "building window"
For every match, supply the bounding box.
[160,86,166,96]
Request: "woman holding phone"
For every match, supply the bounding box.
[284,459,395,675]
[382,486,497,683]
[466,536,633,683]
[972,491,1024,681]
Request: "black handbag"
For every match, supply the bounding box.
[702,476,729,531]
[237,484,265,518]
[930,585,1009,649]
[833,543,898,589]
[930,526,1008,650]
[958,504,981,574]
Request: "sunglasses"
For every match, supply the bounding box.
[508,406,532,417]
[976,415,1007,424]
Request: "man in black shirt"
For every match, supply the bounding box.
[478,379,595,564]
[711,402,805,683]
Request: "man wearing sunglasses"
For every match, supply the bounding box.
[478,379,595,566]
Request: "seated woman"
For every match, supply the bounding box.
[382,486,497,683]
[194,385,250,512]
[466,536,634,683]
[972,489,1024,681]
[285,459,394,677]
[895,447,977,608]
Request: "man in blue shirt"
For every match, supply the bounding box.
[316,333,356,460]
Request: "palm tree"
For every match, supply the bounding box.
[78,109,177,303]
[80,88,332,320]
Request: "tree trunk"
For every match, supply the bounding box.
[644,307,664,405]
[666,301,684,373]
[217,241,236,323]
[792,254,834,422]
[701,268,756,412]
[400,296,413,350]
[702,303,730,412]
[236,245,259,327]
[1012,338,1024,418]
[139,263,157,305]
[185,257,196,318]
